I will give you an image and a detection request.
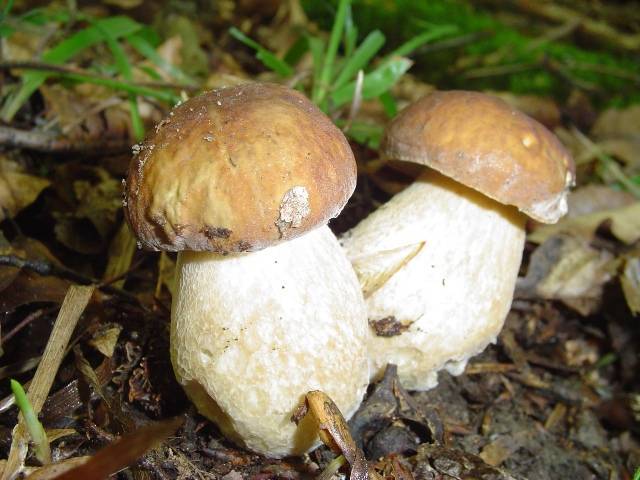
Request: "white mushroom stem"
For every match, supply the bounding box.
[171,225,369,458]
[340,170,526,391]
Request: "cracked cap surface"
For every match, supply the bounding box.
[124,83,356,252]
[382,90,575,223]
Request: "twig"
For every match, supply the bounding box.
[515,0,640,52]
[0,61,198,92]
[1,307,58,347]
[0,254,143,306]
[461,61,540,79]
[2,285,94,480]
[0,126,131,155]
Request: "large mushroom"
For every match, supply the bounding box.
[340,91,574,390]
[124,83,369,457]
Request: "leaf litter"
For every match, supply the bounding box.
[0,1,638,479]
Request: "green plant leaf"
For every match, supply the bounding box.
[342,121,384,149]
[385,24,458,59]
[283,36,309,67]
[47,70,177,102]
[314,0,350,104]
[127,31,194,85]
[343,3,357,57]
[229,27,293,77]
[1,16,143,121]
[91,18,144,141]
[10,379,51,465]
[331,57,412,108]
[333,29,385,91]
[378,90,398,117]
[307,34,326,103]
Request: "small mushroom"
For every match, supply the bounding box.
[340,91,574,390]
[124,83,369,457]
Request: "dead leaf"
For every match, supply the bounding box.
[40,84,132,143]
[103,222,137,289]
[73,172,122,238]
[0,270,70,312]
[24,457,91,480]
[0,157,49,221]
[414,444,517,480]
[529,202,640,245]
[89,324,123,358]
[52,166,123,254]
[49,417,183,480]
[517,234,614,315]
[566,185,636,218]
[592,104,640,139]
[479,433,527,467]
[349,242,425,298]
[621,256,640,315]
[157,15,208,77]
[155,252,176,298]
[298,391,377,480]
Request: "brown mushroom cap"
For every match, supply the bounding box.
[382,90,575,223]
[124,83,356,252]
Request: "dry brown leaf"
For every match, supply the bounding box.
[50,417,183,480]
[350,242,424,298]
[479,433,526,467]
[621,256,640,315]
[566,185,636,218]
[0,270,71,312]
[529,202,640,245]
[0,157,49,221]
[40,85,131,142]
[103,222,137,289]
[155,252,176,298]
[23,457,91,480]
[89,324,123,358]
[592,104,640,139]
[298,391,379,480]
[517,234,614,315]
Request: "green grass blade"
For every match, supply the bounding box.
[1,16,142,121]
[343,3,357,58]
[10,379,50,465]
[91,19,144,141]
[331,57,412,108]
[333,29,385,91]
[314,0,350,105]
[307,34,326,104]
[49,71,177,102]
[283,36,309,67]
[0,0,14,37]
[385,25,457,60]
[378,90,397,117]
[1,0,14,19]
[127,32,194,85]
[340,120,384,149]
[228,27,293,77]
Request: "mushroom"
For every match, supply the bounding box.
[340,91,574,390]
[124,83,369,457]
